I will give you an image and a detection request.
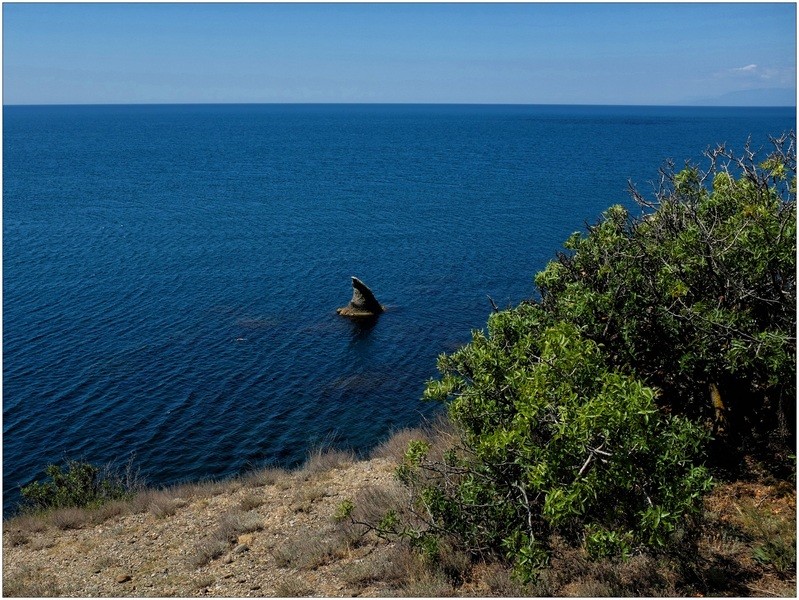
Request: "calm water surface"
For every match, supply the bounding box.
[3,104,794,514]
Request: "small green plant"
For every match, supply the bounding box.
[334,498,355,522]
[395,440,431,484]
[752,539,797,577]
[20,459,132,512]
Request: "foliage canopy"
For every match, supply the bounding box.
[537,135,796,452]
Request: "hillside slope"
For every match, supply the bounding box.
[3,438,796,597]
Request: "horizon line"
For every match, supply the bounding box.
[3,101,797,109]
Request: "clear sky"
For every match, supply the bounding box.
[2,2,796,105]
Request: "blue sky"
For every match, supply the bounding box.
[2,2,796,105]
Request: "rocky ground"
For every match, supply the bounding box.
[3,452,409,597]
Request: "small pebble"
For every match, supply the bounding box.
[232,543,249,554]
[116,574,132,584]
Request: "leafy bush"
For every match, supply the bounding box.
[20,459,133,512]
[536,134,796,452]
[362,135,795,580]
[415,320,712,579]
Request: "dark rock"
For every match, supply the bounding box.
[336,277,384,318]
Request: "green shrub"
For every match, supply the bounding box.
[536,134,796,452]
[416,320,712,580]
[20,459,132,512]
[371,135,795,580]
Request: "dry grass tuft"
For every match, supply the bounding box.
[218,510,263,540]
[92,498,130,522]
[371,414,457,464]
[47,506,93,530]
[4,512,48,534]
[92,554,117,572]
[342,479,409,543]
[301,447,356,480]
[238,492,265,511]
[530,537,682,598]
[341,543,430,589]
[241,466,287,488]
[370,426,431,462]
[149,495,186,519]
[291,484,330,513]
[28,536,57,551]
[128,488,189,519]
[193,574,216,592]
[272,526,352,571]
[167,477,238,502]
[468,562,533,597]
[4,529,30,547]
[188,509,264,568]
[274,575,314,597]
[188,537,230,568]
[376,544,455,597]
[3,566,61,597]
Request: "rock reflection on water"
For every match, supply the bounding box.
[347,315,379,340]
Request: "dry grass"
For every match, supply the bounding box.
[132,489,189,519]
[692,480,797,596]
[534,539,681,597]
[271,525,352,571]
[241,466,287,488]
[3,529,29,548]
[237,492,264,511]
[3,565,61,597]
[274,575,314,597]
[4,512,48,534]
[300,447,357,480]
[92,498,130,521]
[348,480,407,524]
[90,554,118,573]
[465,562,534,597]
[368,544,455,597]
[189,537,231,569]
[291,483,330,513]
[371,414,458,463]
[341,543,423,587]
[47,506,93,530]
[218,509,263,539]
[173,477,238,499]
[188,509,264,568]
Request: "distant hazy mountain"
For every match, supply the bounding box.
[679,87,796,107]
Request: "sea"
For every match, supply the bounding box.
[3,104,795,515]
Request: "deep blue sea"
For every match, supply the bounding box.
[3,104,795,515]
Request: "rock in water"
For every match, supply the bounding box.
[337,277,384,318]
